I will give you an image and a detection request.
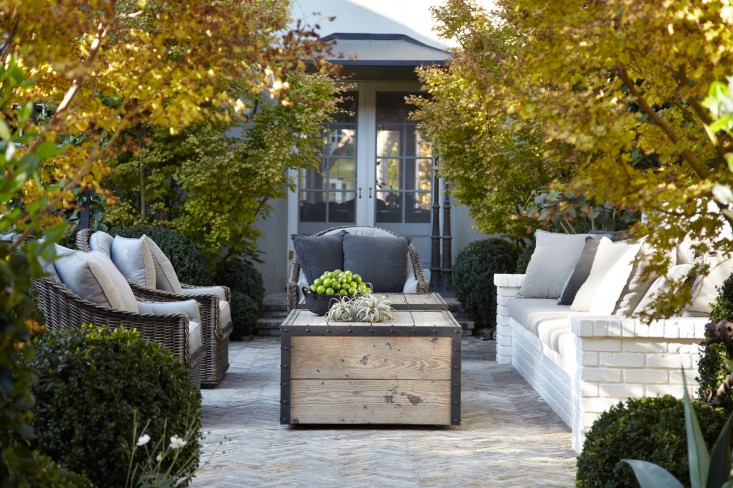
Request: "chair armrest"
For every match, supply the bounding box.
[31,277,192,365]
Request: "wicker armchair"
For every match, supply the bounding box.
[287,225,429,311]
[77,229,233,388]
[31,276,204,388]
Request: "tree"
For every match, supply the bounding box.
[0,0,333,480]
[105,72,342,264]
[410,0,583,243]
[418,0,733,316]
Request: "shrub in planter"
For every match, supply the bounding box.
[30,325,202,487]
[453,238,518,328]
[112,225,213,285]
[576,395,730,487]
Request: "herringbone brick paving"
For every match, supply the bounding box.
[191,337,577,487]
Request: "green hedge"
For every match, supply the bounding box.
[31,325,202,487]
[576,395,730,487]
[453,238,518,327]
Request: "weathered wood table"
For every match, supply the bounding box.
[280,295,461,426]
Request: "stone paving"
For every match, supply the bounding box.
[190,337,577,487]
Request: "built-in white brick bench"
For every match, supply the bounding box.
[495,273,708,452]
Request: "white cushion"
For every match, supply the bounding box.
[688,252,733,314]
[54,246,138,312]
[140,235,183,293]
[219,300,232,328]
[571,238,642,314]
[181,285,228,301]
[614,243,666,316]
[520,230,592,299]
[137,299,203,354]
[88,231,114,258]
[633,263,695,315]
[111,235,156,287]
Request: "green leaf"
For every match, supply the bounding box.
[683,377,709,488]
[706,410,733,488]
[708,116,733,133]
[34,140,62,161]
[622,460,684,488]
[0,119,10,141]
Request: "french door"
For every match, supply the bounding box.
[294,82,434,267]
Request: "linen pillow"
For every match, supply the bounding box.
[342,234,409,292]
[291,232,346,284]
[520,230,593,299]
[111,235,156,287]
[558,237,601,305]
[613,243,664,316]
[53,247,138,312]
[688,252,733,314]
[633,263,695,315]
[88,231,114,258]
[571,237,642,314]
[140,235,183,293]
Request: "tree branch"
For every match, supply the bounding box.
[677,64,728,170]
[615,62,710,179]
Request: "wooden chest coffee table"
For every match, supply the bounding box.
[280,300,461,426]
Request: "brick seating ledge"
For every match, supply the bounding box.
[495,273,708,453]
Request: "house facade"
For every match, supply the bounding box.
[254,0,487,294]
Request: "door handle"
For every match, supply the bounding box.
[368,187,372,198]
[359,187,362,198]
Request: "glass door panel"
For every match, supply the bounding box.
[375,92,433,225]
[298,93,358,229]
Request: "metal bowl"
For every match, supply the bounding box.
[302,287,335,315]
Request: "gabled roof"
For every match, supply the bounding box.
[323,33,450,67]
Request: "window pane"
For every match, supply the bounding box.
[376,158,400,191]
[406,191,431,223]
[329,192,355,222]
[375,190,402,223]
[376,127,401,157]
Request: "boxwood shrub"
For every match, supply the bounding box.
[216,258,265,340]
[30,325,202,487]
[453,238,518,328]
[112,225,213,285]
[576,395,730,487]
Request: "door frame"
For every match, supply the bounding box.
[287,80,427,240]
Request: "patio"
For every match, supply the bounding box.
[191,337,577,487]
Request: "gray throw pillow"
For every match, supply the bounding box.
[342,234,408,292]
[111,235,156,287]
[291,232,346,283]
[558,237,601,305]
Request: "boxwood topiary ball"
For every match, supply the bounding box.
[30,325,202,487]
[576,395,730,487]
[453,238,518,328]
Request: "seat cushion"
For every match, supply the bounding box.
[507,298,574,335]
[140,235,183,293]
[111,235,156,287]
[54,246,138,312]
[343,234,409,292]
[137,299,203,353]
[292,232,346,284]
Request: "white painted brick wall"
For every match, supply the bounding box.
[497,275,710,452]
[494,274,524,365]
